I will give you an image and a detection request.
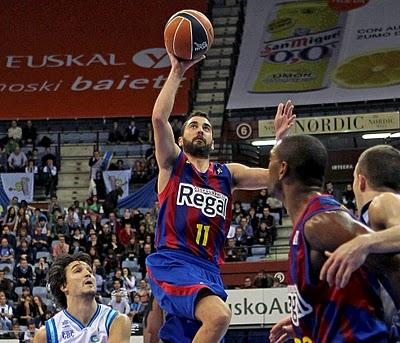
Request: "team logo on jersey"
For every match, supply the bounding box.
[90,334,100,342]
[61,330,74,339]
[177,183,228,218]
[287,284,313,327]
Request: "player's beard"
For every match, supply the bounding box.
[182,137,212,158]
[268,178,283,199]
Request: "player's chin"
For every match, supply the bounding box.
[82,286,97,296]
[85,289,97,297]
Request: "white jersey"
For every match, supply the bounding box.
[45,303,118,343]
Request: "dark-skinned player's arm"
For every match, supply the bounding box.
[228,100,296,191]
[269,315,295,343]
[320,192,400,288]
[305,211,400,289]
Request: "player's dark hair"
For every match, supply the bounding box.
[276,135,327,188]
[357,145,400,192]
[180,111,212,136]
[48,252,92,308]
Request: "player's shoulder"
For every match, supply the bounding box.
[111,313,131,326]
[33,326,46,343]
[109,314,131,341]
[304,210,356,237]
[305,209,353,226]
[371,192,400,208]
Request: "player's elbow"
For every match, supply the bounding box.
[152,115,166,127]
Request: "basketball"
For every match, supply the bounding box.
[164,9,214,60]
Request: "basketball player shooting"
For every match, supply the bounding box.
[34,252,131,343]
[144,40,295,342]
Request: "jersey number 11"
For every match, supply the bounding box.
[196,224,210,246]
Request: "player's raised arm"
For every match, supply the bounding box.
[274,100,295,141]
[228,100,295,191]
[152,52,204,170]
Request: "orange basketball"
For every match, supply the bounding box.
[164,9,214,60]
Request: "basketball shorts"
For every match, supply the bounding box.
[146,249,227,343]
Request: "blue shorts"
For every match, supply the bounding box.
[146,249,227,343]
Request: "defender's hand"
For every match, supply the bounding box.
[274,100,296,141]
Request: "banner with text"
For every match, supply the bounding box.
[0,0,207,119]
[258,112,400,137]
[103,170,131,199]
[227,0,400,109]
[226,288,289,325]
[0,173,34,202]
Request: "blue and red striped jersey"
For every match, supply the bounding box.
[156,151,233,266]
[289,194,389,342]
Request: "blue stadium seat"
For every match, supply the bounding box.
[0,263,13,275]
[33,286,48,299]
[245,256,264,262]
[14,286,24,297]
[134,272,142,285]
[122,259,140,273]
[251,245,267,256]
[36,251,51,261]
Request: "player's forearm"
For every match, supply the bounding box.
[362,226,400,254]
[152,69,183,124]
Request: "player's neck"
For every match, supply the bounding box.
[283,185,320,224]
[66,297,98,326]
[186,154,210,173]
[358,189,384,209]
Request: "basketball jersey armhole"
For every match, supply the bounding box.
[105,309,118,336]
[45,318,58,343]
[158,150,185,203]
[221,163,233,189]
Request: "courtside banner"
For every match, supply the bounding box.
[226,288,289,325]
[0,0,207,119]
[227,0,400,109]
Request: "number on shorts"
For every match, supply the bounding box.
[288,292,299,325]
[196,224,210,246]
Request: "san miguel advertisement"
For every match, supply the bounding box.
[227,0,400,109]
[0,0,207,119]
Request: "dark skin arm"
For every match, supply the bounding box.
[320,193,400,288]
[305,211,400,291]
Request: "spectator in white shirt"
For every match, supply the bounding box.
[7,120,22,143]
[8,146,27,172]
[42,159,57,197]
[109,292,130,315]
[122,267,137,294]
[0,291,13,330]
